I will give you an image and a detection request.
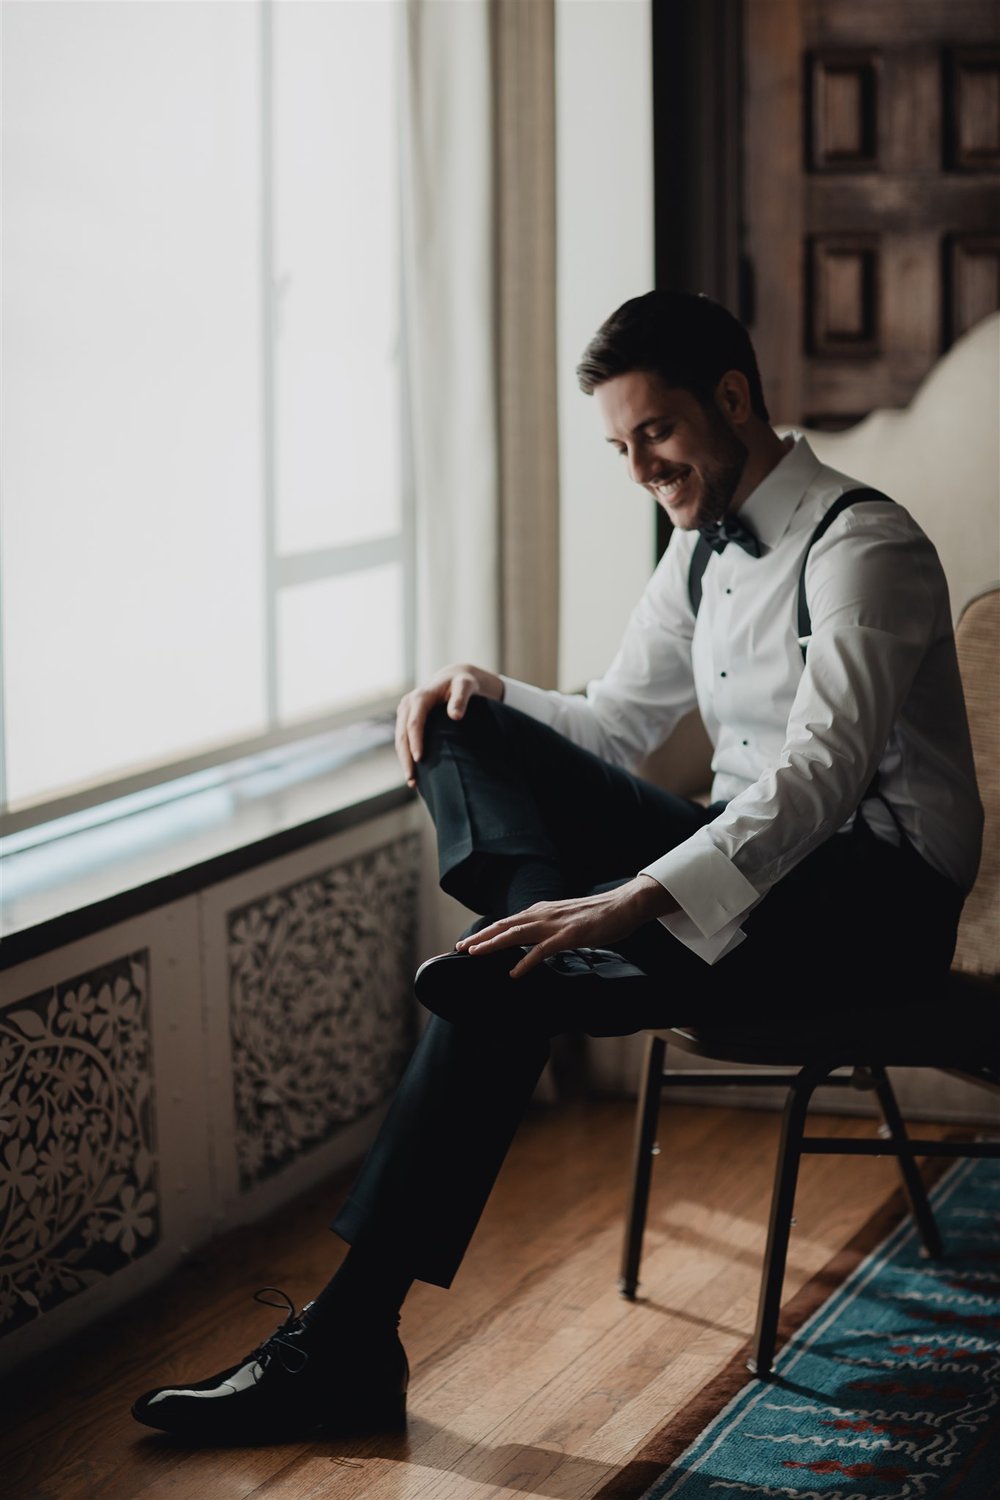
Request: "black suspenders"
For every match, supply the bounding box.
[793,488,892,660]
[687,487,893,656]
[686,486,895,810]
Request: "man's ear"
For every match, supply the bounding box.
[714,370,752,426]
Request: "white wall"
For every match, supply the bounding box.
[555,0,655,692]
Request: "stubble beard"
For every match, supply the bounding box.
[692,411,749,531]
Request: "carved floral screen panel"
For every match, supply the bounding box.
[227,834,420,1192]
[1,812,422,1367]
[0,952,158,1338]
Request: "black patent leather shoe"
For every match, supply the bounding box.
[414,944,654,1010]
[131,1289,408,1443]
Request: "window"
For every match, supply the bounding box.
[2,0,410,836]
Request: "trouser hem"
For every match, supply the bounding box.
[331,1198,464,1290]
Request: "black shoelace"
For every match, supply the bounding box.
[249,1287,310,1375]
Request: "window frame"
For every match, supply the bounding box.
[0,0,414,843]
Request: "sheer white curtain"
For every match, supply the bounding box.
[403,0,561,978]
[402,0,559,684]
[402,0,500,680]
[495,0,560,688]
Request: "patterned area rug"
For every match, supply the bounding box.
[599,1155,1000,1500]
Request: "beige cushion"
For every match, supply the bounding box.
[953,587,1000,978]
[804,313,1000,623]
[638,706,713,800]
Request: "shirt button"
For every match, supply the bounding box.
[725,587,732,595]
[741,738,748,746]
[720,671,727,678]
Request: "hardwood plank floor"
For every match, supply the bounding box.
[0,1098,951,1500]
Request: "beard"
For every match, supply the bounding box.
[692,408,748,530]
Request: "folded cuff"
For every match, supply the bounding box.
[639,825,762,964]
[657,910,747,966]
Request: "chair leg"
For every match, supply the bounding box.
[749,1061,829,1378]
[870,1063,944,1259]
[619,1033,667,1298]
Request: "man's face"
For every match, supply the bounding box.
[596,369,748,531]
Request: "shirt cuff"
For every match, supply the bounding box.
[497,675,559,724]
[639,826,763,963]
[658,911,748,966]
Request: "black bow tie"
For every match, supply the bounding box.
[699,513,762,558]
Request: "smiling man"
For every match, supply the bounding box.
[133,290,983,1445]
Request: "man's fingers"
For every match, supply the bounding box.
[407,706,424,770]
[463,923,526,953]
[509,934,564,977]
[457,912,533,950]
[508,945,542,977]
[462,920,573,971]
[394,702,416,785]
[452,890,626,975]
[396,692,430,785]
[446,677,472,720]
[396,669,485,783]
[406,692,439,771]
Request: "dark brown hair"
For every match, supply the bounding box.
[577,289,769,421]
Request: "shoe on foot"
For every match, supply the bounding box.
[414,944,652,1007]
[131,1288,408,1443]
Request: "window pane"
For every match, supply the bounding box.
[277,566,405,725]
[271,0,402,556]
[2,2,266,809]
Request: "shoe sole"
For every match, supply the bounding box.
[132,1393,407,1445]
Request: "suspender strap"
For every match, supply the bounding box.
[687,533,713,617]
[689,480,893,645]
[685,486,895,808]
[796,487,892,660]
[796,486,893,807]
[686,487,893,633]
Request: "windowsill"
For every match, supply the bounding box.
[0,726,415,971]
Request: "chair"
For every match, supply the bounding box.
[619,586,1000,1378]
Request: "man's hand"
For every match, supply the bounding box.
[395,663,505,788]
[455,875,679,978]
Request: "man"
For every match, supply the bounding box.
[132,291,983,1442]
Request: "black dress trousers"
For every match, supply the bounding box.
[331,698,964,1287]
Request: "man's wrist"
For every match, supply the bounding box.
[630,873,679,922]
[477,667,504,702]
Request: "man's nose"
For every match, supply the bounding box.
[628,448,657,486]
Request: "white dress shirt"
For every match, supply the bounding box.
[500,435,983,964]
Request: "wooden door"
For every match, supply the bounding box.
[744,0,1000,427]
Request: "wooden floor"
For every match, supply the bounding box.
[1,1097,951,1500]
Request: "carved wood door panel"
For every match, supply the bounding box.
[744,0,1000,427]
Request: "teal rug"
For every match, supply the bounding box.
[604,1156,1000,1500]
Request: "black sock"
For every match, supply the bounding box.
[490,856,571,916]
[301,1243,414,1335]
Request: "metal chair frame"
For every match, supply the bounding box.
[620,1029,1000,1377]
